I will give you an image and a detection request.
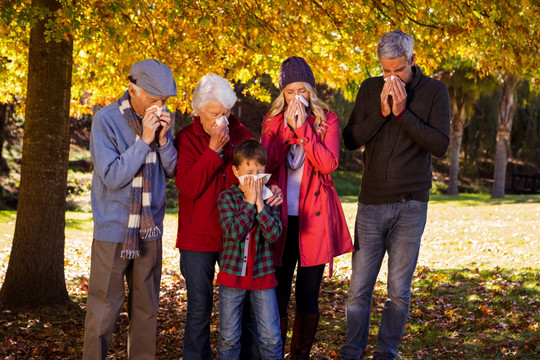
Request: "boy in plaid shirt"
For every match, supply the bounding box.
[216,139,283,360]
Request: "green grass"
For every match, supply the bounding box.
[332,170,362,197]
[0,211,16,246]
[318,267,540,359]
[65,212,94,231]
[430,193,540,205]
[68,146,91,162]
[1,195,539,359]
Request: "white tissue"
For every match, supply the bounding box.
[237,173,273,200]
[294,95,309,116]
[384,75,405,96]
[285,95,310,127]
[215,116,229,126]
[294,94,309,107]
[148,105,166,117]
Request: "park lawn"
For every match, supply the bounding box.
[0,194,539,359]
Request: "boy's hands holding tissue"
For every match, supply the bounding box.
[241,176,265,213]
[254,177,265,212]
[241,175,257,205]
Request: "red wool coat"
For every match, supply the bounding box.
[261,110,353,271]
[174,115,253,252]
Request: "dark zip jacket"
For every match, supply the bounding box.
[343,65,450,204]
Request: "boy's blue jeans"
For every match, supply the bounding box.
[218,285,282,360]
[341,200,427,360]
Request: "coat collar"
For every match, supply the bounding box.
[409,64,423,90]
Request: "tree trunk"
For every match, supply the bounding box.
[447,100,466,195]
[0,0,73,308]
[491,73,518,198]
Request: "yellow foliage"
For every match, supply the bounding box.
[0,0,538,113]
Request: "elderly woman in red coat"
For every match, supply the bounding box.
[261,57,354,359]
[174,73,282,359]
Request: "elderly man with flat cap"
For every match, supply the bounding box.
[83,59,177,360]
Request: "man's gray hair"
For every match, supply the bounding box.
[129,82,142,95]
[192,73,237,116]
[377,30,415,62]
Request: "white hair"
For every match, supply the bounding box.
[192,73,237,116]
[377,30,415,62]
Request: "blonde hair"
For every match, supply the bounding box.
[265,82,329,136]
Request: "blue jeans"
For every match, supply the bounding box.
[180,250,220,360]
[218,285,282,360]
[341,201,427,360]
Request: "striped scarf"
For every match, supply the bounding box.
[118,91,161,259]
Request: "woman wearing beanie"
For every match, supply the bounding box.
[261,56,353,359]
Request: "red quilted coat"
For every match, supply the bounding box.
[261,110,353,272]
[174,115,253,252]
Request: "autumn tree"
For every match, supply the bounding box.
[1,0,538,307]
[437,2,539,197]
[0,0,73,307]
[0,1,28,175]
[371,1,539,197]
[435,62,497,195]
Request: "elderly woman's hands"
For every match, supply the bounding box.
[208,121,230,154]
[265,184,284,206]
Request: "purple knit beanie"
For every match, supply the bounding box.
[278,56,316,91]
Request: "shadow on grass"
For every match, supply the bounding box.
[318,266,539,359]
[1,267,538,359]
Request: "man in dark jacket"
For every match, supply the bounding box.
[340,30,450,360]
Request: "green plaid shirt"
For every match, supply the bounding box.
[217,185,282,278]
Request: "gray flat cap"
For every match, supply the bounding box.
[129,59,177,97]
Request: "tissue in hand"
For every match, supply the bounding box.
[215,116,229,126]
[384,75,405,96]
[237,173,273,200]
[148,105,166,117]
[294,94,309,107]
[293,94,309,118]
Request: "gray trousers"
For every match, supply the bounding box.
[82,238,162,360]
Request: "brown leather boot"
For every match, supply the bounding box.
[280,317,288,358]
[289,312,320,360]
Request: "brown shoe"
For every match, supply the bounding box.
[289,312,319,359]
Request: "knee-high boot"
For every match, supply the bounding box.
[280,317,288,358]
[289,312,319,360]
